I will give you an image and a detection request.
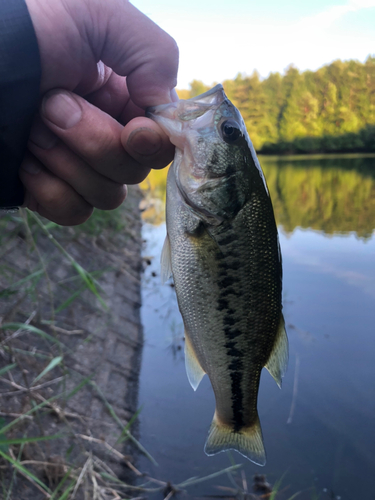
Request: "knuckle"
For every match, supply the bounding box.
[93,184,127,210]
[164,35,179,77]
[39,182,93,226]
[168,36,179,63]
[51,205,93,227]
[66,207,94,226]
[79,124,120,159]
[159,28,179,60]
[40,183,65,208]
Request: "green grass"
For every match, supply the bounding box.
[71,206,127,237]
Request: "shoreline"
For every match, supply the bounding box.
[259,152,375,160]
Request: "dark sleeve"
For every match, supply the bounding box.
[0,0,41,209]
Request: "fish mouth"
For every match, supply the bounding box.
[146,84,226,119]
[185,84,224,102]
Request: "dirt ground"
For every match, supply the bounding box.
[0,187,145,499]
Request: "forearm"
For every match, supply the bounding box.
[0,0,40,209]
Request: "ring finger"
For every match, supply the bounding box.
[28,117,127,210]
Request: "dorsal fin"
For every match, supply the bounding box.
[184,332,206,391]
[160,233,172,284]
[265,314,288,388]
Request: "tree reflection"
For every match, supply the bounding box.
[262,155,375,239]
[140,156,375,239]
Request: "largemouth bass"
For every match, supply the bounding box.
[147,85,288,465]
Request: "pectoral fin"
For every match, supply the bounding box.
[265,314,288,388]
[184,332,206,391]
[160,233,172,284]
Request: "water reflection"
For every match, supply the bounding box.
[262,155,375,238]
[138,155,375,498]
[141,154,375,237]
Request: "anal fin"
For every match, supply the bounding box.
[265,313,289,388]
[184,332,205,391]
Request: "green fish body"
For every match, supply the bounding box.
[148,85,288,465]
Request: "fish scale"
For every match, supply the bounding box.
[147,84,288,465]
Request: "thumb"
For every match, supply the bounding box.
[87,1,179,108]
[26,0,178,108]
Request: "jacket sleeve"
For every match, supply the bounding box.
[0,0,41,210]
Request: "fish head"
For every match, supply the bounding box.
[147,85,268,224]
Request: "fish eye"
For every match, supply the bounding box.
[221,120,242,143]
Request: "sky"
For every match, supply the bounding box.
[131,0,375,89]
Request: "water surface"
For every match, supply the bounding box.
[138,155,375,499]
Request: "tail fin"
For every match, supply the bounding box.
[204,413,266,466]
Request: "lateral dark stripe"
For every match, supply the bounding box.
[217,298,229,311]
[229,369,244,431]
[220,286,240,297]
[218,234,238,246]
[224,327,242,339]
[225,342,243,358]
[218,260,241,271]
[223,315,236,326]
[218,276,237,288]
[214,228,245,431]
[216,251,241,261]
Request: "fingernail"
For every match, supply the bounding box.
[127,128,162,156]
[29,119,58,149]
[21,160,41,175]
[42,90,82,129]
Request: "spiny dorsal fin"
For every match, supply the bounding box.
[160,233,172,284]
[204,411,266,466]
[184,332,206,391]
[265,314,288,388]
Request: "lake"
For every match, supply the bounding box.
[138,155,375,499]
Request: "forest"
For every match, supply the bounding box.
[179,57,375,154]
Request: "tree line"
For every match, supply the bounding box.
[179,57,375,154]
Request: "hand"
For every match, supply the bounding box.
[20,0,178,225]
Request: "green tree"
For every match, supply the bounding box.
[279,66,307,141]
[365,55,375,124]
[321,81,338,135]
[189,80,210,97]
[186,57,375,153]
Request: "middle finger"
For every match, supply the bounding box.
[39,89,174,183]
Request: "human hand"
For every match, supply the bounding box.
[20,0,178,225]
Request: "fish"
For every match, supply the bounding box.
[147,85,288,466]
